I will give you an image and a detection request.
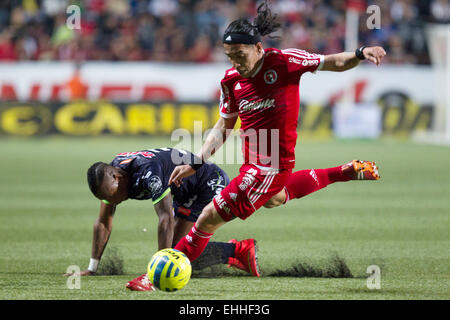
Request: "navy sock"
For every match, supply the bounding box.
[191,242,235,270]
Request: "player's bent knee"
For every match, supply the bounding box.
[263,201,277,208]
[263,189,286,208]
[263,197,283,208]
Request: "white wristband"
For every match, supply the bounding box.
[88,258,99,272]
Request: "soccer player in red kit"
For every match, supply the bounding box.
[169,1,386,269]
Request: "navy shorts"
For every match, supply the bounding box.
[173,164,230,222]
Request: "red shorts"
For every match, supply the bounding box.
[213,164,292,221]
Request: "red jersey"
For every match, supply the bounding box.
[219,47,324,169]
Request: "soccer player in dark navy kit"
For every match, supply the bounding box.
[67,147,260,291]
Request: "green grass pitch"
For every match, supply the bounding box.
[0,136,449,300]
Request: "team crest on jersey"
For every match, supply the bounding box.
[264,69,277,84]
[148,176,162,195]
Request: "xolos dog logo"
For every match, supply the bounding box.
[264,69,277,84]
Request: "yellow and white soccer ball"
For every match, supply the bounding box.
[147,248,192,292]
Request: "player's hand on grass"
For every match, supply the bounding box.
[64,270,95,277]
[363,46,386,66]
[169,164,196,187]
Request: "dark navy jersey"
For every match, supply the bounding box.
[109,148,228,210]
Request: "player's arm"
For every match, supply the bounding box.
[168,116,237,187]
[197,116,237,162]
[64,201,116,276]
[91,201,115,263]
[153,192,175,250]
[321,46,386,72]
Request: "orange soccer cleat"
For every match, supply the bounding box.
[126,273,156,291]
[227,239,261,277]
[343,160,380,181]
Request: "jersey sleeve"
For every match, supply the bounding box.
[219,81,238,118]
[144,162,171,205]
[281,48,324,76]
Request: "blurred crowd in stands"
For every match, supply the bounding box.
[0,0,449,64]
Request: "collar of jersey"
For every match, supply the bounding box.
[248,53,265,78]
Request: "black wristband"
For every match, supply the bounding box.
[189,156,205,171]
[355,46,366,60]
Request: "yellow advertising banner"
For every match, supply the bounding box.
[0,99,433,137]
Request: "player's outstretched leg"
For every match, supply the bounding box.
[284,160,380,202]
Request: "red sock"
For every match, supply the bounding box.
[284,166,351,202]
[174,224,213,263]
